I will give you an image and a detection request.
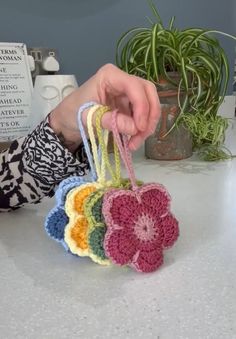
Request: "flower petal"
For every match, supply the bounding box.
[140,184,170,217]
[161,213,179,248]
[45,207,68,241]
[104,229,138,266]
[65,216,89,256]
[55,176,85,206]
[74,186,97,214]
[109,193,139,228]
[131,247,163,273]
[85,190,104,225]
[65,183,98,217]
[88,225,110,264]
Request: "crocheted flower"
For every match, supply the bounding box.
[103,183,179,273]
[45,207,69,250]
[64,182,101,256]
[84,189,110,265]
[84,179,144,266]
[45,176,86,250]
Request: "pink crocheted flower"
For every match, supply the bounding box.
[103,183,179,273]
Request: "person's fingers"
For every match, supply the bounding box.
[101,111,138,136]
[128,80,161,150]
[95,64,161,151]
[123,77,150,132]
[112,95,132,118]
[143,80,161,135]
[128,132,146,151]
[97,64,150,132]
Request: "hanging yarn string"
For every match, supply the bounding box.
[83,107,143,265]
[64,104,133,264]
[83,107,124,264]
[102,109,179,273]
[64,105,110,257]
[44,101,98,250]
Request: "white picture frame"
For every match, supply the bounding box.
[0,42,33,141]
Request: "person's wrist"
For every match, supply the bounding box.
[47,67,105,152]
[48,109,81,153]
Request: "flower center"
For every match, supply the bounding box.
[134,213,156,241]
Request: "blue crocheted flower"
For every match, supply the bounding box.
[44,176,87,249]
[45,206,70,251]
[55,176,86,206]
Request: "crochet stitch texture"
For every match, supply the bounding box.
[103,183,179,272]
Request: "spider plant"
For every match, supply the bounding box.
[116,1,236,160]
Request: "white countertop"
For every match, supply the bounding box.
[1,116,236,339]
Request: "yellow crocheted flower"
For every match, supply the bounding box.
[64,182,101,256]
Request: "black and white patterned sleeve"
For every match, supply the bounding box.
[0,118,89,211]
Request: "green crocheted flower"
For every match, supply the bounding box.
[84,189,109,265]
[88,224,107,261]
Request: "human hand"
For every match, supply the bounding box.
[49,64,161,152]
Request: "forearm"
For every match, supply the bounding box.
[0,71,100,212]
[0,118,89,211]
